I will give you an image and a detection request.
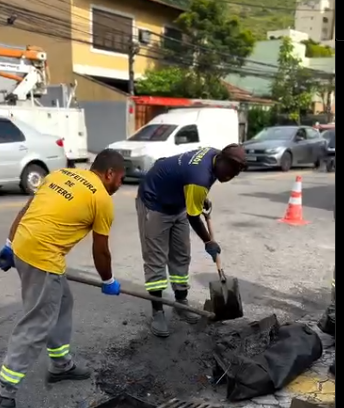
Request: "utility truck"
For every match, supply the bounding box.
[0,43,88,165]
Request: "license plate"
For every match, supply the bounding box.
[246,155,257,161]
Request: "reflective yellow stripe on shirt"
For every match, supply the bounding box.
[0,365,25,384]
[47,344,70,358]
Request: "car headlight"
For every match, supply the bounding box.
[265,147,283,154]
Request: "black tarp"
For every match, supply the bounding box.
[212,315,323,401]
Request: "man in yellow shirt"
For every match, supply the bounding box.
[0,149,124,408]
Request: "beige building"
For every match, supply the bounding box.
[0,0,184,100]
[295,0,335,47]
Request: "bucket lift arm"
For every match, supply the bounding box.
[0,46,49,102]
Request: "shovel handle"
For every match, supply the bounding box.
[67,271,215,319]
[204,217,226,283]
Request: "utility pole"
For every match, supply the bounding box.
[128,41,140,96]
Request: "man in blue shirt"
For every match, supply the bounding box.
[136,144,246,337]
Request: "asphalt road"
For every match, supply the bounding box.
[0,169,335,408]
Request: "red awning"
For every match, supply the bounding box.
[131,96,239,109]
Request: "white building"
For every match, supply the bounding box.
[295,0,335,47]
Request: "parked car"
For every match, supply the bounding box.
[243,126,326,171]
[0,116,67,194]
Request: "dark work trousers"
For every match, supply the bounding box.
[0,256,74,399]
[135,197,191,294]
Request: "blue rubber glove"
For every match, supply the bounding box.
[101,278,121,295]
[0,239,15,272]
[205,241,221,262]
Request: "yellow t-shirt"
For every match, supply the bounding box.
[13,168,114,274]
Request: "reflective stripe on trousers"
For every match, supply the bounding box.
[145,280,168,291]
[47,344,70,358]
[0,366,25,385]
[169,275,189,285]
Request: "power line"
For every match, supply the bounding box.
[0,0,333,80]
[0,0,333,76]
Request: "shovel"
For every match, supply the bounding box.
[203,215,244,321]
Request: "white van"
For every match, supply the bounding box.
[108,107,239,180]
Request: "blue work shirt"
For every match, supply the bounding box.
[138,147,218,215]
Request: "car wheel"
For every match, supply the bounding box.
[20,164,48,195]
[280,151,292,172]
[326,159,335,173]
[314,158,321,169]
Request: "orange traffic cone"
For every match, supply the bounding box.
[278,176,310,226]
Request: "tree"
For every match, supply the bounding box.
[136,0,255,99]
[271,37,316,123]
[174,0,255,79]
[301,39,334,58]
[135,66,230,99]
[316,75,335,122]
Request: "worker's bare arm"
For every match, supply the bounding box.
[92,232,113,282]
[8,197,34,241]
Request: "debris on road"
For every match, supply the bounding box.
[212,315,323,401]
[91,313,332,408]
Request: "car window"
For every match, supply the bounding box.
[305,128,320,139]
[0,119,25,144]
[295,128,306,139]
[128,124,177,141]
[175,125,199,144]
[252,127,296,141]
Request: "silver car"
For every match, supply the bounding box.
[243,126,326,171]
[0,116,67,194]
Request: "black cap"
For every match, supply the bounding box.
[221,144,247,166]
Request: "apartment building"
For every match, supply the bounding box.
[295,0,335,47]
[0,0,184,100]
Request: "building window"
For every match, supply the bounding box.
[163,26,183,52]
[323,17,329,23]
[92,8,133,54]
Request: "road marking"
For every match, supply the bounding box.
[286,373,335,403]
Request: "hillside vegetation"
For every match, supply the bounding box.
[164,0,296,39]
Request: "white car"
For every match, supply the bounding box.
[0,116,67,194]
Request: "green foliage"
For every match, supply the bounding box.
[137,0,255,99]
[271,37,317,123]
[172,0,255,78]
[247,107,276,139]
[161,0,296,40]
[221,0,295,40]
[301,39,334,58]
[135,67,186,97]
[135,67,230,99]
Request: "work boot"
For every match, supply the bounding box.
[47,364,91,384]
[0,397,15,408]
[174,290,201,324]
[151,310,170,337]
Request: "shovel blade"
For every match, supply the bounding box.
[209,276,243,321]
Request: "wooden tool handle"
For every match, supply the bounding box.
[205,217,226,283]
[67,271,215,319]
